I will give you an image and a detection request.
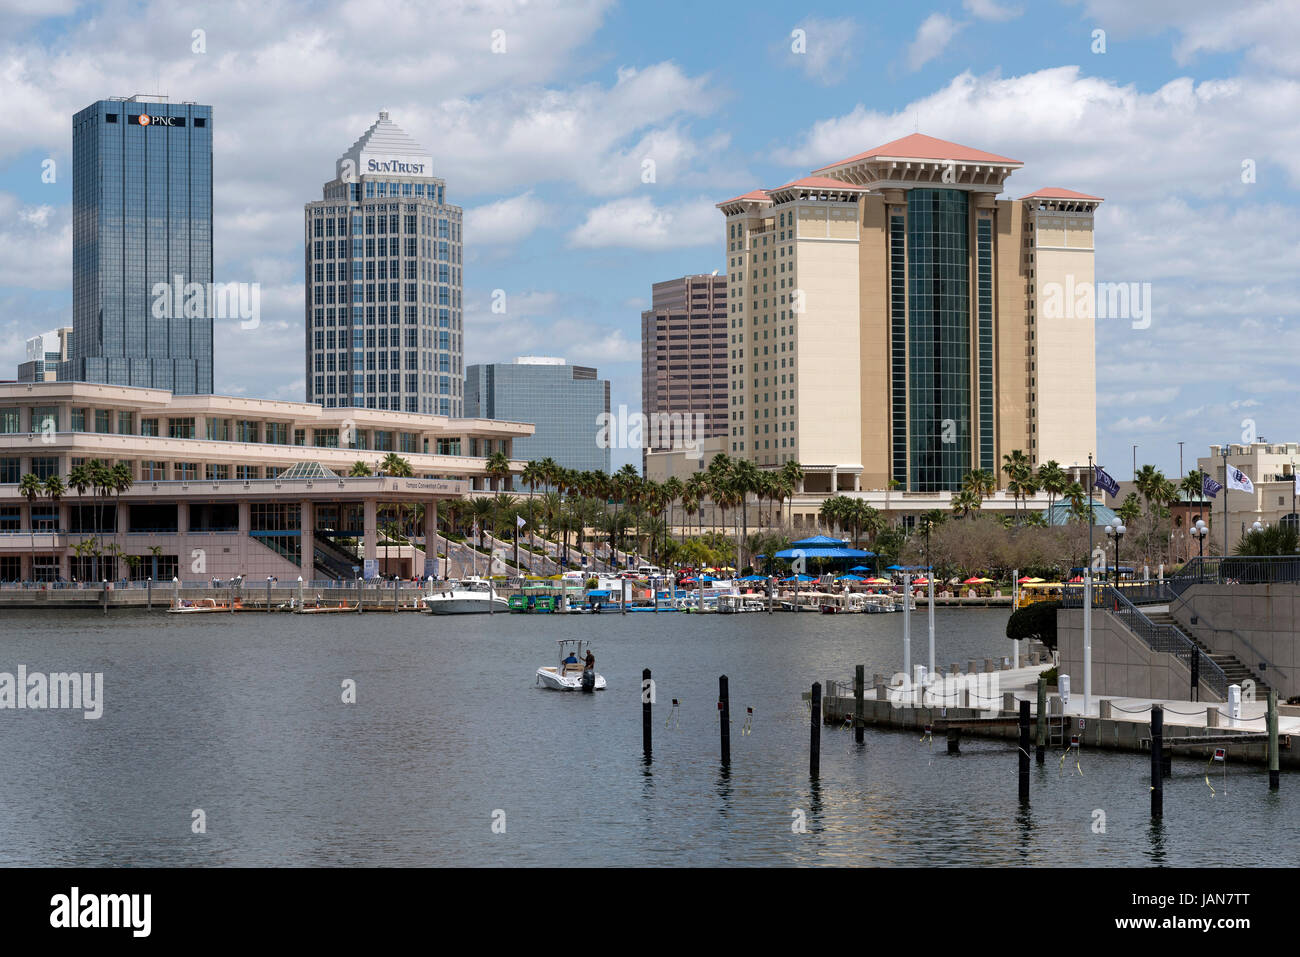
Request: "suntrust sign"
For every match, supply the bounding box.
[364,155,430,175]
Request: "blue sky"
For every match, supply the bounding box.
[1,0,1297,479]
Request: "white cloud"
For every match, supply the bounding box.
[567,196,719,249]
[0,193,69,289]
[907,14,963,71]
[776,67,1300,201]
[1068,0,1300,74]
[963,0,1021,20]
[787,17,858,85]
[464,192,549,245]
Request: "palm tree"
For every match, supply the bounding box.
[963,468,997,501]
[731,459,760,566]
[349,461,373,477]
[470,497,495,573]
[1062,481,1088,523]
[43,474,65,579]
[1036,460,1067,515]
[952,488,982,517]
[380,453,413,477]
[520,460,545,571]
[19,473,43,576]
[1133,464,1165,519]
[661,476,683,541]
[65,462,94,579]
[1001,450,1032,517]
[108,462,133,558]
[147,544,164,581]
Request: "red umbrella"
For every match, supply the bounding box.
[1068,575,1083,583]
[1016,576,1032,584]
[962,576,982,584]
[912,577,929,585]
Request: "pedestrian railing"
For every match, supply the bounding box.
[1106,587,1227,700]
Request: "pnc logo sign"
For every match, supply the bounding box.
[137,114,177,127]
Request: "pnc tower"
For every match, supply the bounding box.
[68,95,214,393]
[717,133,1100,493]
[304,111,464,416]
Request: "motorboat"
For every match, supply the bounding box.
[168,597,241,614]
[423,577,509,615]
[536,639,606,692]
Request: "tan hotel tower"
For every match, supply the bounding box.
[717,133,1100,493]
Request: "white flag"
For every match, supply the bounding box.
[1226,465,1254,493]
[516,514,527,529]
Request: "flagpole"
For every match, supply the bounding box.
[1088,453,1094,574]
[1222,446,1229,560]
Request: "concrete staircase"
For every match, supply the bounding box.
[1146,610,1270,697]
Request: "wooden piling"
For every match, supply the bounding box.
[1035,674,1046,765]
[719,675,730,766]
[948,728,961,754]
[854,665,865,744]
[810,682,821,778]
[1018,700,1030,803]
[1269,689,1280,791]
[642,668,652,759]
[1150,704,1164,818]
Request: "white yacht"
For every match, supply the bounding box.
[422,577,509,615]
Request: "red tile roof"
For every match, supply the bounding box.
[1019,186,1104,201]
[767,176,870,193]
[716,188,771,207]
[814,133,1021,172]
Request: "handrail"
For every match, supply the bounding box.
[1107,586,1227,699]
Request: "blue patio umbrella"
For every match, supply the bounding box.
[850,565,871,571]
[836,574,865,582]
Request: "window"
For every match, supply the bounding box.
[30,407,58,434]
[168,417,196,439]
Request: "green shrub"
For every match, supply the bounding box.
[1041,666,1059,685]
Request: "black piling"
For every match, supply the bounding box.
[719,675,730,766]
[1269,689,1280,791]
[948,728,961,754]
[853,665,865,744]
[1035,674,1046,765]
[1150,704,1164,818]
[810,682,821,778]
[1018,699,1030,804]
[642,668,652,759]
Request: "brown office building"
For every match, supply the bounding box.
[640,274,729,471]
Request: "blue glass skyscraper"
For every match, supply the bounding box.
[67,95,213,393]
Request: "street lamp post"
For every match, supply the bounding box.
[1191,519,1207,559]
[1105,517,1126,588]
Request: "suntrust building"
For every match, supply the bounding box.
[304,111,464,416]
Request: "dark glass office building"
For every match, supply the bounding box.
[67,95,213,393]
[465,358,610,484]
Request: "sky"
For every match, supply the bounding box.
[0,0,1297,480]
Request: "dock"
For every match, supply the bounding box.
[809,663,1300,768]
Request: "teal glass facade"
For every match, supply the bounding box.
[906,188,970,492]
[976,216,994,473]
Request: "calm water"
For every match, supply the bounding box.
[0,606,1295,866]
